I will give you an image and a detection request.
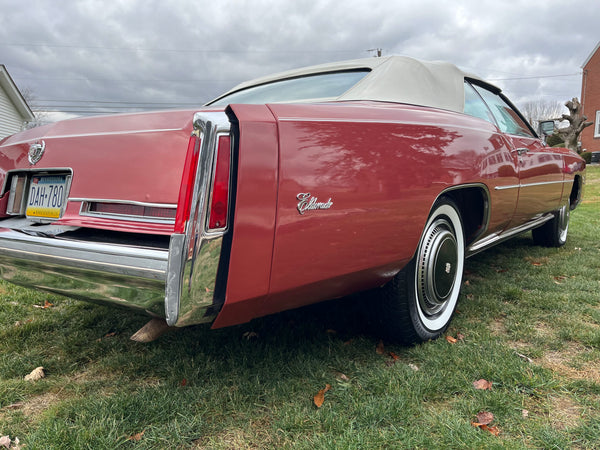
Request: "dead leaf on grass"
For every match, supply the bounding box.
[473,379,493,390]
[242,331,258,340]
[335,372,350,382]
[446,331,465,344]
[24,367,45,382]
[475,411,494,425]
[0,436,10,449]
[127,430,145,442]
[97,331,117,342]
[313,384,331,408]
[475,424,500,436]
[33,300,53,309]
[376,340,385,354]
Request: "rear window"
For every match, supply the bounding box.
[209,70,369,106]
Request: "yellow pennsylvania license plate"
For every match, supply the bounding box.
[26,175,68,219]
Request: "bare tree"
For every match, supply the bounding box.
[520,99,564,127]
[20,87,48,128]
[554,98,592,153]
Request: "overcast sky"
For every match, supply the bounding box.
[1,0,598,122]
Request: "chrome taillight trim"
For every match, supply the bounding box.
[164,111,231,327]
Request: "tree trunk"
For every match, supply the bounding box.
[555,98,592,153]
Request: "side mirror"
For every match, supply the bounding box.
[539,120,555,137]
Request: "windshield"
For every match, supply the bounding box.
[209,70,370,106]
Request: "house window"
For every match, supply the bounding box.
[596,111,600,138]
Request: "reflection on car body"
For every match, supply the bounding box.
[0,56,585,344]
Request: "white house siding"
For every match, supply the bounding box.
[0,83,26,139]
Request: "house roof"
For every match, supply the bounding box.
[582,41,600,69]
[210,55,494,113]
[0,64,35,122]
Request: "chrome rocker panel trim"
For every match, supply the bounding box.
[466,213,554,257]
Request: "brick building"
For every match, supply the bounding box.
[581,41,600,152]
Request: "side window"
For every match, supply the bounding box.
[595,110,600,138]
[472,85,534,137]
[464,82,495,124]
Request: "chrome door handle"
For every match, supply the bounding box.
[516,148,529,155]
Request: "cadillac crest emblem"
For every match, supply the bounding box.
[28,140,46,165]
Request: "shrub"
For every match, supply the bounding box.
[546,133,564,147]
[581,151,593,164]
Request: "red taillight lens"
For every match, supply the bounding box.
[208,135,231,230]
[174,136,201,233]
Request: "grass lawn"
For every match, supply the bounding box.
[1,166,599,449]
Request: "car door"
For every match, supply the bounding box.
[471,84,564,227]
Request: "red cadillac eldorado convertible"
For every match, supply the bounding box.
[0,56,585,344]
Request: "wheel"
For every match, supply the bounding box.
[374,199,465,344]
[532,199,570,247]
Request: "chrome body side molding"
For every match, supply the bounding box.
[494,179,571,191]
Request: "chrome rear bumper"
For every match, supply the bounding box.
[0,111,231,328]
[0,227,169,316]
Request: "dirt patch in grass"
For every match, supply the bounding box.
[533,322,555,340]
[548,395,582,431]
[193,418,276,449]
[489,318,507,336]
[538,347,600,384]
[21,392,61,418]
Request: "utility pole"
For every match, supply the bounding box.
[367,48,382,57]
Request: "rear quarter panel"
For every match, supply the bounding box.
[214,101,521,327]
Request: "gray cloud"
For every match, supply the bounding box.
[1,0,597,121]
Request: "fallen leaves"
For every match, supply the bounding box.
[0,436,21,449]
[445,331,465,344]
[525,256,549,267]
[472,379,493,391]
[24,367,45,382]
[471,411,500,436]
[32,300,53,309]
[96,331,117,342]
[0,436,10,449]
[14,319,32,327]
[242,331,259,340]
[127,430,145,442]
[313,384,331,408]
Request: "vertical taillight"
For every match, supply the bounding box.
[174,136,201,234]
[207,135,231,230]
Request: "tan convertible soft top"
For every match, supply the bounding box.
[212,55,493,113]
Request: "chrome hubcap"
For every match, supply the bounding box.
[416,218,458,317]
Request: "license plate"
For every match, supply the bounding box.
[26,175,68,219]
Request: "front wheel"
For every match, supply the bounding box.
[532,199,570,247]
[374,199,465,344]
